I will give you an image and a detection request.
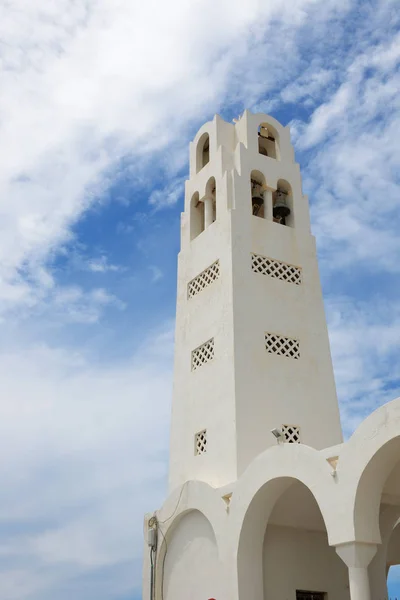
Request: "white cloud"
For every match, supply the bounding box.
[0,323,173,599]
[1,0,400,598]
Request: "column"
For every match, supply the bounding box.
[262,187,273,221]
[203,196,214,229]
[336,542,378,600]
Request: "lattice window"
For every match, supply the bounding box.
[251,253,302,285]
[282,424,301,444]
[188,260,220,299]
[195,429,207,455]
[191,338,214,371]
[265,332,300,360]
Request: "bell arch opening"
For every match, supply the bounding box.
[250,170,266,218]
[273,179,293,227]
[190,192,204,240]
[237,477,348,600]
[258,123,279,160]
[196,133,210,173]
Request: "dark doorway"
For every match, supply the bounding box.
[296,592,326,600]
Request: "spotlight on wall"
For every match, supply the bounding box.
[271,427,283,441]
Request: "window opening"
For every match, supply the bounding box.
[265,333,300,360]
[251,253,302,285]
[282,425,301,444]
[195,430,207,455]
[188,261,220,299]
[192,338,215,371]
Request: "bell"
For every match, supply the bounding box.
[273,190,290,224]
[252,195,264,216]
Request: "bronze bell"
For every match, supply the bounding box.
[273,190,290,224]
[252,195,264,216]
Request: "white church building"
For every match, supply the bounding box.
[143,111,400,600]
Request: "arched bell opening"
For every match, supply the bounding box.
[273,179,293,227]
[205,177,217,226]
[258,123,279,160]
[190,192,204,240]
[196,133,210,173]
[237,477,348,600]
[250,170,267,219]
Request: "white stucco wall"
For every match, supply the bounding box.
[163,510,222,600]
[263,525,350,600]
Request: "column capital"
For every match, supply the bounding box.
[335,541,378,568]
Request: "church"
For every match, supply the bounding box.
[142,110,400,600]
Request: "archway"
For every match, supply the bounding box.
[160,509,222,600]
[237,477,348,600]
[358,441,400,599]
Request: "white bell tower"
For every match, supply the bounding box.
[169,110,343,492]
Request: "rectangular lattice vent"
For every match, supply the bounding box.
[195,429,207,455]
[192,338,214,371]
[188,261,220,299]
[251,253,302,285]
[265,332,300,360]
[282,424,301,444]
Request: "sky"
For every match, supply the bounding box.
[0,0,399,598]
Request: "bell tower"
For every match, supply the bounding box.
[169,111,343,492]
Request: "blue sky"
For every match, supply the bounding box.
[0,0,400,597]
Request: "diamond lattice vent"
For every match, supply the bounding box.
[195,429,207,455]
[188,260,220,299]
[192,338,215,371]
[252,253,302,285]
[282,424,301,444]
[265,333,300,360]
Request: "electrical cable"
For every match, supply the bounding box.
[156,482,187,524]
[149,545,155,600]
[157,524,168,600]
[149,482,187,600]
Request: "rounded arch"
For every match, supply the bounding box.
[196,132,210,173]
[273,178,293,227]
[155,481,226,600]
[190,191,204,240]
[250,169,267,218]
[230,445,338,599]
[258,121,280,160]
[335,396,400,545]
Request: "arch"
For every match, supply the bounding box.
[161,510,221,600]
[250,169,267,218]
[335,396,400,545]
[190,191,204,240]
[273,178,293,227]
[258,122,280,160]
[196,132,210,173]
[154,481,227,600]
[231,445,337,600]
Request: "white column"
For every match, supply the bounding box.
[262,188,273,221]
[336,542,378,600]
[203,197,214,229]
